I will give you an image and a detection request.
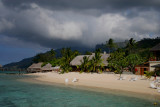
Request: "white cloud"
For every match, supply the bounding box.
[15,3,86,40]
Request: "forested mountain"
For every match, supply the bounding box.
[3,57,34,69]
[95,41,128,53]
[137,37,160,49]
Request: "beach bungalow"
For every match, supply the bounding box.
[27,62,43,73]
[149,43,160,71]
[70,52,110,72]
[135,62,149,75]
[52,66,60,72]
[41,63,54,72]
[27,62,59,73]
[135,43,160,74]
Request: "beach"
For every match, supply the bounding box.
[21,72,160,96]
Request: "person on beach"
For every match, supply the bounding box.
[154,72,157,81]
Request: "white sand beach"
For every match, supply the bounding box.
[22,72,160,96]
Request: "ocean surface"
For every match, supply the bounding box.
[0,73,159,107]
[0,71,27,74]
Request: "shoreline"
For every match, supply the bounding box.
[19,72,160,100]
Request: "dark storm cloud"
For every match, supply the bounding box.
[0,0,160,49]
[2,0,160,10]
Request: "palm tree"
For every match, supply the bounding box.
[50,49,56,59]
[126,38,136,54]
[60,48,79,73]
[106,38,117,53]
[77,56,90,73]
[90,49,103,73]
[107,51,128,77]
[89,57,97,72]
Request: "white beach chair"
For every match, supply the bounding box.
[122,76,127,80]
[129,76,138,81]
[157,87,160,93]
[117,76,126,80]
[117,76,123,80]
[65,78,69,83]
[72,78,78,82]
[154,79,160,83]
[150,82,157,89]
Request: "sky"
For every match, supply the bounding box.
[0,0,160,65]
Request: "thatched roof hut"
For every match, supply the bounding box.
[101,53,110,66]
[70,55,91,65]
[150,43,160,51]
[27,62,43,72]
[70,52,110,66]
[41,63,54,71]
[28,62,43,69]
[27,62,59,72]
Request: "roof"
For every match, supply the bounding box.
[151,64,160,68]
[0,64,2,68]
[41,63,54,70]
[70,55,91,65]
[28,62,56,71]
[101,53,110,66]
[150,43,160,51]
[70,53,110,66]
[28,62,43,69]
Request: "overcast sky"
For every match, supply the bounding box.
[0,0,160,65]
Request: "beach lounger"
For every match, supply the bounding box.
[72,78,78,82]
[129,76,138,81]
[65,78,69,83]
[150,82,157,89]
[117,77,122,80]
[157,87,160,92]
[154,79,160,83]
[117,76,127,80]
[157,87,160,93]
[122,76,127,80]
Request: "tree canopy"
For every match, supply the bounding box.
[60,48,79,73]
[107,51,128,75]
[106,38,117,53]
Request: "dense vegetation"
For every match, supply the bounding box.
[31,37,160,74]
[107,37,160,75]
[33,48,80,73]
[107,39,144,75]
[60,48,79,73]
[33,48,104,73]
[77,49,104,73]
[137,37,160,49]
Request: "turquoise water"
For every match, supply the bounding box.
[0,71,27,74]
[0,74,159,107]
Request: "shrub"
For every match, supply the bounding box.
[144,71,154,79]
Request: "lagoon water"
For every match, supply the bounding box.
[0,71,27,74]
[0,74,159,107]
